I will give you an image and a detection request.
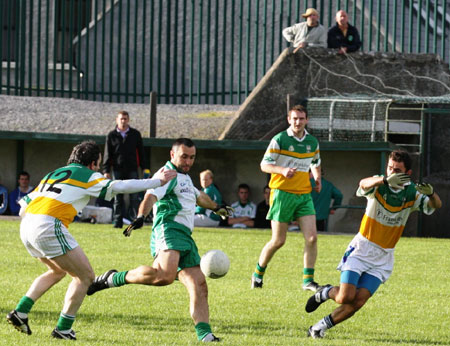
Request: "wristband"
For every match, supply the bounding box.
[427,192,434,198]
[383,176,388,185]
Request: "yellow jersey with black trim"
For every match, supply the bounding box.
[262,128,320,194]
[20,163,116,228]
[357,178,434,249]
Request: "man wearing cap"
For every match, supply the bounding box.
[282,8,327,53]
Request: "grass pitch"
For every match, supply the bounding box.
[0,220,448,345]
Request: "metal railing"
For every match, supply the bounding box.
[2,0,450,104]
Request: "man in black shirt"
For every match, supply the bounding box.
[327,10,361,54]
[103,110,148,228]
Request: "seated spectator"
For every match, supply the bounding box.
[9,171,34,216]
[194,169,223,227]
[228,183,256,228]
[0,180,8,215]
[282,8,327,53]
[254,185,271,229]
[309,170,343,231]
[327,10,361,54]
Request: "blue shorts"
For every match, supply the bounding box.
[340,270,382,296]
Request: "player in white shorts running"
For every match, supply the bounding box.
[304,150,442,339]
[6,140,176,340]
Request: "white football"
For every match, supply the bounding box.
[200,250,230,279]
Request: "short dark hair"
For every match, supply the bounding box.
[18,171,30,179]
[117,110,129,117]
[172,138,195,151]
[67,140,101,166]
[389,150,412,171]
[288,104,308,118]
[238,183,250,191]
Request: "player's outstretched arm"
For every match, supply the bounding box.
[152,168,177,186]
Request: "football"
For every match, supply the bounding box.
[200,250,230,279]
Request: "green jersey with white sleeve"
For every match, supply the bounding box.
[146,161,201,235]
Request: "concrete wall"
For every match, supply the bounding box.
[221,48,450,140]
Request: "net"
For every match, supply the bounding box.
[306,97,391,142]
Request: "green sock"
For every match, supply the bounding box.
[16,296,34,314]
[56,312,75,331]
[253,263,266,280]
[195,322,212,341]
[112,271,128,287]
[303,268,314,284]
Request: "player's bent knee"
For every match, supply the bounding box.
[335,292,356,305]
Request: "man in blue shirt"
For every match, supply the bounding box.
[9,171,34,216]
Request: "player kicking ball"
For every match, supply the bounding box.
[86,138,233,342]
[305,150,441,338]
[6,140,176,340]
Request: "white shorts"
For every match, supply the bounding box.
[20,214,78,259]
[193,214,220,227]
[337,233,394,283]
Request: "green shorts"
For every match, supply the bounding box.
[267,189,315,223]
[150,224,200,271]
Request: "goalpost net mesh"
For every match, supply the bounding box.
[304,97,391,142]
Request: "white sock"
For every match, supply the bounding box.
[202,333,215,342]
[107,273,116,287]
[313,314,335,331]
[321,285,332,301]
[16,311,28,319]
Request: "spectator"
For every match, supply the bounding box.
[327,10,361,54]
[194,169,223,227]
[9,171,34,216]
[282,8,327,53]
[254,185,271,229]
[102,110,148,228]
[0,179,8,215]
[228,183,257,228]
[309,170,343,232]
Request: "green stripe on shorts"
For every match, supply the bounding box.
[54,219,72,254]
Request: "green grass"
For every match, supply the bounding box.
[0,220,448,345]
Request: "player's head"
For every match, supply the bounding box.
[288,105,308,136]
[170,138,196,173]
[200,169,214,189]
[68,140,101,170]
[238,183,250,204]
[116,110,130,131]
[387,150,412,176]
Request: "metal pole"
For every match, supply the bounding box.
[150,91,157,138]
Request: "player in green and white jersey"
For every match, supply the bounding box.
[87,138,233,343]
